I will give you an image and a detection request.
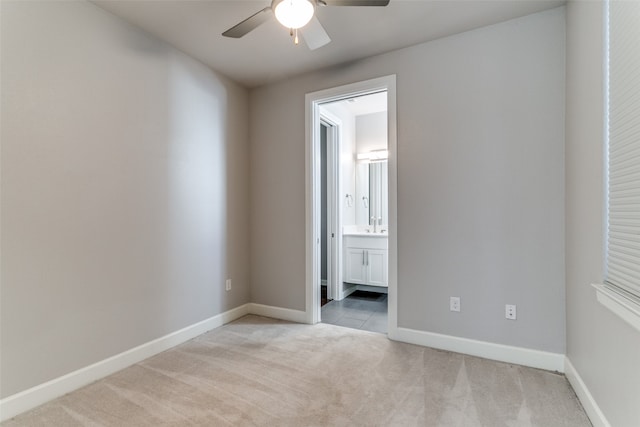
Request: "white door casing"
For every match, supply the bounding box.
[305,75,397,334]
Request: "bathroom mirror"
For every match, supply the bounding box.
[355,161,388,228]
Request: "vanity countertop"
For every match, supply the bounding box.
[343,231,388,237]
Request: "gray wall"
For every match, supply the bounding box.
[6,3,637,424]
[1,1,250,398]
[565,1,640,425]
[250,8,566,353]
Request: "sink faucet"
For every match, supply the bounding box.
[371,216,382,233]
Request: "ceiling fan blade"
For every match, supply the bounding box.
[300,16,331,50]
[222,7,273,38]
[321,0,389,6]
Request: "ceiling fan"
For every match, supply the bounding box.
[222,0,390,50]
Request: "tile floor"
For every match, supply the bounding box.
[321,290,388,333]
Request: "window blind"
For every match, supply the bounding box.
[607,0,640,297]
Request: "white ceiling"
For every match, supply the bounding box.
[93,0,565,88]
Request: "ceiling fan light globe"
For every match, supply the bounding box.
[274,0,315,29]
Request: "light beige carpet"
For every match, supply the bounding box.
[4,315,590,426]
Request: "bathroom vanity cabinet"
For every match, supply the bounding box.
[343,234,388,288]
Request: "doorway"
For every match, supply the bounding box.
[305,75,397,336]
[319,92,389,332]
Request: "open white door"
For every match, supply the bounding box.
[320,117,340,302]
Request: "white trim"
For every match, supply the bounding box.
[386,78,398,335]
[390,327,565,372]
[305,87,320,324]
[565,357,611,427]
[319,112,342,304]
[0,304,249,422]
[593,283,640,332]
[247,303,308,324]
[339,284,357,300]
[305,75,398,330]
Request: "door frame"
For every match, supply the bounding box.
[320,113,341,302]
[304,75,398,334]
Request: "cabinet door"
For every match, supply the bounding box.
[344,248,366,284]
[367,249,388,287]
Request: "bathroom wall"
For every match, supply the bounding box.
[356,112,388,154]
[320,102,357,227]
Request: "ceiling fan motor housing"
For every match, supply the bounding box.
[272,0,316,30]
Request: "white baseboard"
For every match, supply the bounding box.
[565,357,610,427]
[339,285,357,300]
[247,303,308,324]
[390,326,565,372]
[0,304,249,422]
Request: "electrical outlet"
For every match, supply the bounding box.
[225,279,232,291]
[505,304,517,320]
[450,297,460,312]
